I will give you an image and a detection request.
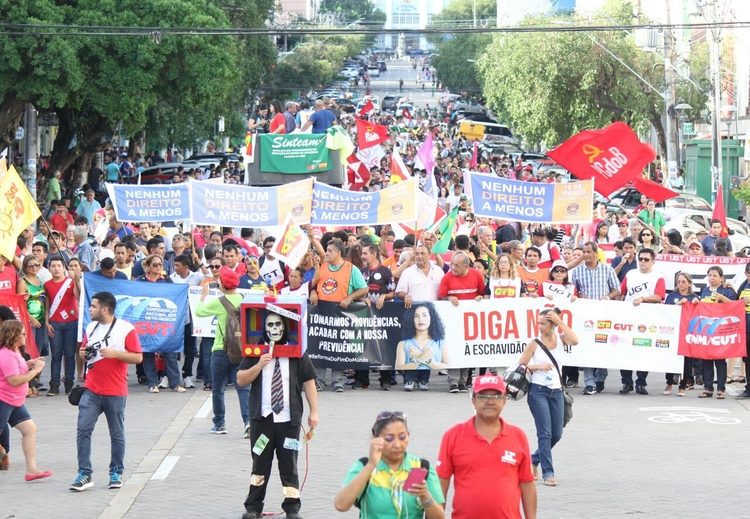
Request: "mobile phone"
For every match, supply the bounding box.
[403,468,428,491]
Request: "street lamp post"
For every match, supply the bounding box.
[675,103,692,170]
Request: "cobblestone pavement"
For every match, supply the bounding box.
[3,367,750,519]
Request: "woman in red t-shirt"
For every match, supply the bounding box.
[268,100,286,134]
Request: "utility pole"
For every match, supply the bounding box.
[23,104,38,203]
[663,1,677,185]
[710,0,722,204]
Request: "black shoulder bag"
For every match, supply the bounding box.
[534,338,574,427]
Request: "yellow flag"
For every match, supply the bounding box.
[0,156,6,185]
[0,165,41,260]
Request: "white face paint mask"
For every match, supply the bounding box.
[266,314,285,342]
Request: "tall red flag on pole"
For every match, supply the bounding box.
[711,184,729,237]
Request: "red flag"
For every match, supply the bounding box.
[711,184,729,237]
[389,149,410,183]
[632,177,678,204]
[346,153,371,191]
[358,99,374,118]
[356,119,391,150]
[0,294,38,357]
[470,141,478,168]
[402,107,412,120]
[678,301,746,359]
[547,122,656,197]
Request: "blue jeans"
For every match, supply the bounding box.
[50,320,78,385]
[32,324,49,357]
[315,367,342,387]
[527,383,564,481]
[142,352,181,388]
[76,390,127,476]
[583,368,608,388]
[620,370,649,387]
[200,338,214,387]
[211,350,250,427]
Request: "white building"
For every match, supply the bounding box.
[376,0,451,51]
[275,0,320,23]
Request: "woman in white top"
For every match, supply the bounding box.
[484,253,523,299]
[280,267,310,298]
[518,307,579,487]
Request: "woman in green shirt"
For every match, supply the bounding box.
[637,199,666,237]
[335,411,445,519]
[20,255,49,394]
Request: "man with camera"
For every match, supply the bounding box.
[70,292,142,492]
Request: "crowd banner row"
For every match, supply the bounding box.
[306,299,687,372]
[653,253,747,290]
[107,183,191,223]
[78,275,188,353]
[464,172,595,224]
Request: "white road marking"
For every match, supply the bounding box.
[194,395,212,418]
[150,456,180,481]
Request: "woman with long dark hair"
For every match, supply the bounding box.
[395,303,448,392]
[268,100,286,134]
[518,307,579,487]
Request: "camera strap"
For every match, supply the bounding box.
[83,318,118,379]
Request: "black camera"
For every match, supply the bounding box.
[84,343,100,361]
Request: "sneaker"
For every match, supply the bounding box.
[172,386,187,393]
[635,385,649,395]
[418,382,429,391]
[242,512,262,519]
[344,378,356,386]
[449,384,459,394]
[243,424,251,439]
[149,386,160,393]
[108,471,123,489]
[565,381,580,388]
[333,384,344,393]
[619,383,633,394]
[314,379,324,392]
[457,384,468,393]
[35,382,47,392]
[583,386,596,395]
[183,376,195,389]
[64,380,73,395]
[70,471,93,492]
[352,383,369,390]
[158,376,169,389]
[595,382,605,393]
[210,425,227,435]
[438,370,448,376]
[736,390,750,398]
[380,383,391,391]
[138,375,147,385]
[404,381,415,392]
[0,446,9,471]
[390,378,398,386]
[47,383,60,397]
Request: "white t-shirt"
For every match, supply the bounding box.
[529,334,564,389]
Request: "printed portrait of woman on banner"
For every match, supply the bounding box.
[395,302,449,370]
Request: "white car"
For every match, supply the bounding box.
[395,104,414,118]
[661,208,750,254]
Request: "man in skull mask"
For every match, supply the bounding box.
[237,312,318,519]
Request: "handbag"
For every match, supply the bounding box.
[534,338,574,427]
[69,319,117,406]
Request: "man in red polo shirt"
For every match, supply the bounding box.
[437,375,537,519]
[438,251,485,393]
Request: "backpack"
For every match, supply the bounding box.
[354,457,430,515]
[217,296,242,364]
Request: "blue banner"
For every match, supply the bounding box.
[465,172,594,224]
[81,275,188,353]
[106,183,191,223]
[311,178,418,226]
[191,178,314,227]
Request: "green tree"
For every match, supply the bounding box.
[426,0,496,47]
[319,0,386,27]
[478,1,708,159]
[432,33,491,92]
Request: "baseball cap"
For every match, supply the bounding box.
[472,375,507,394]
[617,218,629,225]
[524,164,533,171]
[531,228,546,237]
[696,229,708,235]
[219,267,240,289]
[688,240,702,249]
[459,194,468,200]
[551,260,568,271]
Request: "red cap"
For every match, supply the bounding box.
[688,240,702,249]
[617,218,629,225]
[219,267,240,289]
[524,164,533,171]
[472,374,507,394]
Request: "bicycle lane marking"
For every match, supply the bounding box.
[638,406,742,424]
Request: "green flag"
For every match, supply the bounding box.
[431,206,458,254]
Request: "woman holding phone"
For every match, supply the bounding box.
[334,411,445,518]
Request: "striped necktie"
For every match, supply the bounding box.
[271,358,283,414]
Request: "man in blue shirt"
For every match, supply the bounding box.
[702,219,733,256]
[610,237,638,282]
[300,100,336,134]
[89,257,128,280]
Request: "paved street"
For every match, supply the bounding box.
[3,366,750,518]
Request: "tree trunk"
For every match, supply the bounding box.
[47,108,79,176]
[0,98,30,153]
[73,153,95,190]
[128,129,145,158]
[649,105,668,177]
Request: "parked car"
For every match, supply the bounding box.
[598,186,713,215]
[381,95,398,112]
[334,98,355,114]
[661,208,750,254]
[126,163,184,184]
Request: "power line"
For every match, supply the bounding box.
[0,20,748,38]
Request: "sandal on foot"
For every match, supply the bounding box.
[678,389,686,397]
[544,478,557,486]
[663,385,672,395]
[532,464,539,481]
[717,391,725,399]
[698,391,713,398]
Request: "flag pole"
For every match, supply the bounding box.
[37,212,70,270]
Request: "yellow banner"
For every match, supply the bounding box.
[0,165,41,260]
[458,121,485,141]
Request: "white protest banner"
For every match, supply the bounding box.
[189,287,255,337]
[654,253,748,291]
